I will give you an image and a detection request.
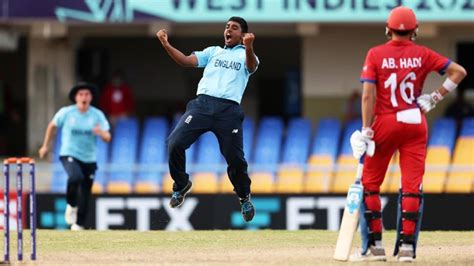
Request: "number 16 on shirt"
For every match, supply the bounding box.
[333,157,364,261]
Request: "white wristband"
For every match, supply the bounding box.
[442,78,458,92]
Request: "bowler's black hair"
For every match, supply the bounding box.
[228,16,248,33]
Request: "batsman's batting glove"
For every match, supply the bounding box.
[417,91,443,113]
[350,127,375,159]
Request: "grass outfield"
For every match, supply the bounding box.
[6,230,474,265]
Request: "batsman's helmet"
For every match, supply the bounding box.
[387,6,417,31]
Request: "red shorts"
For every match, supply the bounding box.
[362,113,428,193]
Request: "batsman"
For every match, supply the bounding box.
[349,6,467,262]
[156,17,259,222]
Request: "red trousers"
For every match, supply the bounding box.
[362,112,427,236]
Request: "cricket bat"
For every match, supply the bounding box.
[333,158,364,261]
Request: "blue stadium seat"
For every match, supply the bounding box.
[93,137,110,192]
[429,118,456,152]
[107,118,139,192]
[136,117,168,188]
[282,118,312,165]
[340,119,361,156]
[195,132,224,172]
[252,116,284,171]
[311,118,341,161]
[460,117,474,137]
[424,118,456,193]
[243,118,254,162]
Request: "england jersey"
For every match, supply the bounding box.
[52,105,110,163]
[193,44,259,104]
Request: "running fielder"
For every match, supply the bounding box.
[39,83,111,230]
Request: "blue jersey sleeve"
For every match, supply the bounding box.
[193,46,216,68]
[51,107,69,127]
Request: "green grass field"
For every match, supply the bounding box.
[6,230,474,265]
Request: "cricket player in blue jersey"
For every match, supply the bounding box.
[157,17,259,222]
[39,83,111,230]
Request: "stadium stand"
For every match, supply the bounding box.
[91,137,110,193]
[243,118,254,162]
[305,118,341,193]
[47,115,472,195]
[192,172,219,193]
[276,118,312,193]
[161,173,173,194]
[331,119,361,193]
[135,117,168,193]
[250,116,284,193]
[424,118,456,193]
[193,132,222,193]
[195,132,224,171]
[219,173,234,193]
[252,116,284,170]
[446,118,474,193]
[106,118,139,193]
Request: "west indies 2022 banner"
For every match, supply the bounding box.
[2,0,474,22]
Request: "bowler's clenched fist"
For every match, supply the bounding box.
[243,33,255,47]
[156,29,168,45]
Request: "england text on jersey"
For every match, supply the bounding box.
[381,57,422,69]
[214,59,242,70]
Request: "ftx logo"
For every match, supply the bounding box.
[231,197,280,230]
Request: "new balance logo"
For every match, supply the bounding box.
[232,129,239,134]
[185,115,193,124]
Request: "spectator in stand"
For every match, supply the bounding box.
[99,70,135,125]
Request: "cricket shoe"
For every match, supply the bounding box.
[169,181,192,208]
[239,195,255,222]
[349,246,387,262]
[65,204,78,225]
[397,244,415,262]
[71,224,84,231]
